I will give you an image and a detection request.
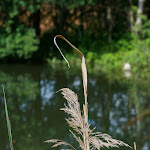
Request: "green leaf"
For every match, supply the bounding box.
[2,84,14,150]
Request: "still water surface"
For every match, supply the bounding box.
[0,64,150,150]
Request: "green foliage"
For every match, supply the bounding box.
[47,0,95,9]
[133,15,150,39]
[49,27,150,80]
[0,0,41,18]
[0,25,39,59]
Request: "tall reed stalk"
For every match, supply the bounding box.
[45,35,132,150]
[2,84,14,150]
[134,142,136,150]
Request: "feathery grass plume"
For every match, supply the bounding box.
[45,139,76,149]
[45,35,132,150]
[2,84,14,150]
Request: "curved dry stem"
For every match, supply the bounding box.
[54,35,87,100]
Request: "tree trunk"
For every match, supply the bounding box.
[34,9,41,36]
[135,0,146,34]
[129,0,134,32]
[80,7,84,32]
[106,4,113,40]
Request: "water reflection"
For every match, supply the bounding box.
[0,64,150,150]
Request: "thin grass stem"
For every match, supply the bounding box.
[2,84,14,150]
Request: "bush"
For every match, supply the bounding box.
[0,25,39,60]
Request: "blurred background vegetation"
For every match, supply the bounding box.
[0,0,150,73]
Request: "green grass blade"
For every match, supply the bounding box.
[2,84,14,150]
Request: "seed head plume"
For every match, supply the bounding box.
[45,35,132,150]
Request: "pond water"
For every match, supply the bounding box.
[0,64,150,150]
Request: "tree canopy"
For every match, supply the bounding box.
[0,0,150,62]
